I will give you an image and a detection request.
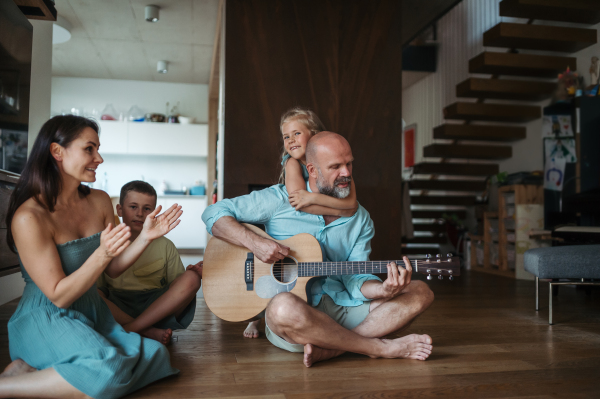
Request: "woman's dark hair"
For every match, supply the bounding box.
[6,115,99,252]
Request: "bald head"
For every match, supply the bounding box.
[305,131,351,166]
[305,131,353,199]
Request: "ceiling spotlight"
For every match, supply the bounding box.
[157,60,168,74]
[145,5,160,22]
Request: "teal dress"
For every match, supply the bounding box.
[7,233,179,399]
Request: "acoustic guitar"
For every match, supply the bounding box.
[203,224,460,322]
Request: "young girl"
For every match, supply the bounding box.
[243,107,358,339]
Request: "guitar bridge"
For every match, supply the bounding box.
[245,253,254,291]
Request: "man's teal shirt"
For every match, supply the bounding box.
[201,183,381,307]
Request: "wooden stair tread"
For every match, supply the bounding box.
[411,196,476,206]
[444,102,541,123]
[404,236,448,244]
[424,144,512,160]
[409,180,486,192]
[401,247,441,255]
[411,210,467,219]
[456,77,556,101]
[413,223,447,232]
[500,0,600,25]
[434,124,526,142]
[483,23,597,53]
[469,52,576,78]
[413,162,499,176]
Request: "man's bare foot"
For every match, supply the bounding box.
[0,359,36,378]
[244,320,260,338]
[140,327,173,345]
[380,334,433,361]
[303,344,344,367]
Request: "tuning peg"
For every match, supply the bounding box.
[427,274,432,280]
[438,275,443,280]
[446,253,452,258]
[436,254,441,263]
[449,275,454,281]
[425,254,431,262]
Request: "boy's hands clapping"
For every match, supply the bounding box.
[140,203,183,242]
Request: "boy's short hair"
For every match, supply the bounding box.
[120,181,158,205]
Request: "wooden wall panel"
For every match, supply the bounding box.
[224,0,403,259]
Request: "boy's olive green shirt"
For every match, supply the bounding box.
[97,236,185,292]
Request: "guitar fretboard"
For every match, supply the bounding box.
[297,260,419,277]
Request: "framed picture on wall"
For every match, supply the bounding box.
[403,123,416,169]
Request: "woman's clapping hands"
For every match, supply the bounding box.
[99,223,131,260]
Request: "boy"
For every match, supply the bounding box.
[98,181,202,345]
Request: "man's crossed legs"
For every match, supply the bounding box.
[265,279,434,367]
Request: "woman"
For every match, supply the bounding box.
[0,115,183,398]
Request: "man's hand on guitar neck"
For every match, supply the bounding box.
[361,256,413,300]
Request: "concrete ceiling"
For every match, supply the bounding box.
[52,0,219,84]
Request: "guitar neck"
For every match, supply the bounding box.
[297,260,418,277]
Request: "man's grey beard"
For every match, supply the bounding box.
[316,168,352,199]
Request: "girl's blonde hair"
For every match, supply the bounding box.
[278,107,326,183]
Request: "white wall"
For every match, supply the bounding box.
[51,77,210,198]
[402,0,600,174]
[99,154,206,198]
[51,77,208,123]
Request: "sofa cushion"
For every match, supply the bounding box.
[524,245,600,279]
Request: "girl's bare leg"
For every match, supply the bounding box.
[0,366,89,399]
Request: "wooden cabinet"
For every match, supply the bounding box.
[470,185,544,280]
[498,185,545,280]
[98,121,207,157]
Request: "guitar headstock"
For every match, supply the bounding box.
[414,253,460,281]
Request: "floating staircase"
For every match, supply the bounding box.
[405,0,599,257]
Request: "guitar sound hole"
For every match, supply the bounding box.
[272,256,298,284]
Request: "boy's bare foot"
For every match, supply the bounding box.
[303,344,344,367]
[380,334,433,361]
[0,359,36,378]
[141,327,173,345]
[244,320,260,338]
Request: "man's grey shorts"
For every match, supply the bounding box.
[265,294,371,353]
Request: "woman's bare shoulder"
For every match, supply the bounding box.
[12,198,50,231]
[87,188,113,207]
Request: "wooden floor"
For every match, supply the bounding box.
[1,271,600,398]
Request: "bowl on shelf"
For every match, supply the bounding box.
[189,186,205,196]
[178,116,195,124]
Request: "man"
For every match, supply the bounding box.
[202,132,434,367]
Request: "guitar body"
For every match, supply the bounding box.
[203,224,323,322]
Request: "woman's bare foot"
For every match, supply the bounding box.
[303,344,344,367]
[244,320,260,338]
[140,327,173,345]
[380,334,433,361]
[0,359,36,378]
